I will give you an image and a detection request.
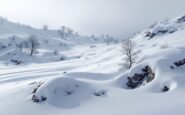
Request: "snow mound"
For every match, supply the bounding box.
[32,77,94,108]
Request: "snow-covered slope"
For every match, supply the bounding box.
[135,14,185,40]
[0,17,119,65]
[1,15,185,115]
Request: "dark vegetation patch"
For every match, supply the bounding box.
[31,82,47,103]
[173,58,185,67]
[10,59,24,65]
[127,66,155,89]
[94,90,107,97]
[145,29,176,39]
[177,16,185,23]
[161,85,169,92]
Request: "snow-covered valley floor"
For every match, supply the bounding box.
[0,43,184,115]
[0,44,124,115]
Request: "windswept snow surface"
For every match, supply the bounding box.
[1,15,185,115]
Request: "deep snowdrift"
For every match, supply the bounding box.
[32,77,95,108]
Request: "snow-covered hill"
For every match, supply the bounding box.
[1,15,185,115]
[0,17,119,65]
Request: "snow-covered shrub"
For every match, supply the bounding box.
[127,66,155,89]
[61,84,79,96]
[31,77,93,107]
[94,90,107,97]
[160,44,169,49]
[89,45,97,48]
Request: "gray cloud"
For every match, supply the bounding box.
[0,0,185,38]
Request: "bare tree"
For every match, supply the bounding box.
[57,26,67,39]
[28,35,40,56]
[17,40,29,54]
[17,35,39,56]
[54,50,59,55]
[57,26,74,40]
[66,28,73,37]
[42,25,48,31]
[122,39,138,69]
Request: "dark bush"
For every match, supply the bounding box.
[10,59,23,65]
[170,66,174,69]
[177,16,185,23]
[145,32,156,39]
[158,30,168,34]
[161,85,169,92]
[59,57,64,61]
[145,28,176,39]
[174,58,185,67]
[32,95,47,102]
[41,96,47,101]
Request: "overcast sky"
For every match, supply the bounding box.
[0,0,185,38]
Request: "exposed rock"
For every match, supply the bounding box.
[161,85,169,92]
[127,66,155,89]
[176,15,185,23]
[174,58,185,67]
[32,82,47,103]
